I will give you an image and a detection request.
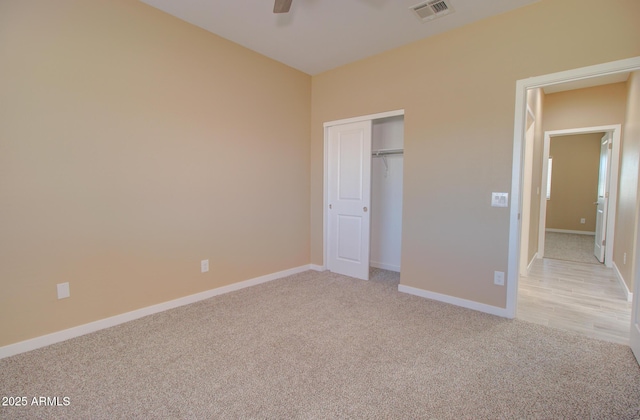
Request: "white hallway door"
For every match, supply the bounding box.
[594,133,611,263]
[327,121,372,281]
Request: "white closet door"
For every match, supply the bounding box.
[327,121,372,280]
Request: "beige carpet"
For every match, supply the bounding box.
[1,268,639,419]
[544,231,602,265]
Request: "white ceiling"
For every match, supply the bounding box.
[139,0,539,75]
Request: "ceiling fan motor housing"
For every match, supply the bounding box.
[274,0,293,13]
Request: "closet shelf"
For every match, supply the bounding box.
[372,148,403,157]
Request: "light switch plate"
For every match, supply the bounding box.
[491,192,509,208]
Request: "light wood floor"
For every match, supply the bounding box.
[517,258,631,345]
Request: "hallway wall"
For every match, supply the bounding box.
[617,72,640,291]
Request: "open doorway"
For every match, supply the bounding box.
[507,57,640,351]
[538,128,620,267]
[542,132,605,265]
[545,133,605,264]
[520,121,628,343]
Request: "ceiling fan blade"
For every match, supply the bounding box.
[273,0,292,13]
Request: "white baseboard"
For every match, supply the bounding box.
[310,264,326,271]
[397,284,509,318]
[613,262,633,303]
[545,228,595,235]
[370,261,401,272]
[0,264,314,360]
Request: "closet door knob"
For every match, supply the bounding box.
[363,207,368,212]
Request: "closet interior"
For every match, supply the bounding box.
[370,115,404,273]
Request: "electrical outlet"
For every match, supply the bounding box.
[494,271,505,286]
[57,282,70,299]
[580,218,586,224]
[201,259,209,273]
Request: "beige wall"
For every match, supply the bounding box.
[543,83,628,131]
[311,0,640,308]
[617,72,640,291]
[546,134,602,232]
[0,0,311,347]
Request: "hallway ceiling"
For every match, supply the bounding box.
[139,0,539,75]
[543,72,630,94]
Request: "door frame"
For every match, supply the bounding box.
[519,105,536,276]
[506,56,640,318]
[536,126,621,268]
[323,109,405,271]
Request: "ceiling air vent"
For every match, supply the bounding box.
[410,0,454,22]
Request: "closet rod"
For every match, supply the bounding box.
[372,148,403,157]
